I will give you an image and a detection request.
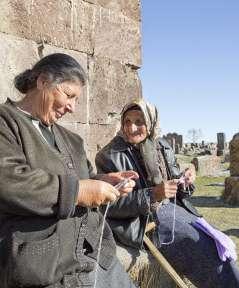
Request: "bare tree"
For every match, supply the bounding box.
[187,128,202,144]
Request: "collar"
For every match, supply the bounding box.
[109,135,132,153]
[6,98,53,128]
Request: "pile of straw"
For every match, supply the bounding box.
[116,244,177,288]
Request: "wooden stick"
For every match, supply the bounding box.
[144,224,188,288]
[145,221,156,233]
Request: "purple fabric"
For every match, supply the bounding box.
[192,217,237,262]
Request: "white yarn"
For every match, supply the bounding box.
[160,173,192,246]
[93,202,110,288]
[93,177,133,288]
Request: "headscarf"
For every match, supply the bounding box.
[119,99,166,186]
[120,99,160,140]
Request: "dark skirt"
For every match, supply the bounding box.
[156,201,239,288]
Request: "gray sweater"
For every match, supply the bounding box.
[0,99,115,287]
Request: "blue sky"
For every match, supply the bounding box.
[140,0,239,143]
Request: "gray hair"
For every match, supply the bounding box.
[14,53,86,94]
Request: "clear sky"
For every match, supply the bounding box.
[140,0,239,143]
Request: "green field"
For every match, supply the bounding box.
[191,176,239,265]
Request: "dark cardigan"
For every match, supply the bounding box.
[0,99,115,287]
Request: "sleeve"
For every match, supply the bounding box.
[177,183,195,200]
[169,154,196,199]
[95,150,150,218]
[169,152,196,199]
[161,142,195,199]
[167,150,181,179]
[87,159,97,179]
[0,117,78,218]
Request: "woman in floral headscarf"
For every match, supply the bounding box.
[96,99,239,288]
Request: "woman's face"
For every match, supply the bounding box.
[38,81,82,125]
[123,110,148,144]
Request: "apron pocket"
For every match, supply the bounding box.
[7,227,60,287]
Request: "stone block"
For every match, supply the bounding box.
[88,56,142,124]
[42,45,89,124]
[229,133,239,176]
[224,176,239,205]
[217,132,226,150]
[191,156,221,176]
[0,0,141,65]
[83,0,141,22]
[0,0,94,54]
[57,121,87,142]
[56,121,93,166]
[224,152,230,163]
[42,44,88,72]
[177,162,196,176]
[0,0,29,40]
[0,32,39,104]
[165,133,183,149]
[87,123,118,151]
[86,123,119,166]
[92,6,141,66]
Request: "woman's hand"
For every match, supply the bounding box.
[178,168,196,189]
[152,179,178,202]
[98,171,139,197]
[183,168,196,186]
[77,179,120,207]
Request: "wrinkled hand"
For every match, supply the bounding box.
[152,179,178,202]
[183,168,196,186]
[77,179,120,207]
[99,171,139,197]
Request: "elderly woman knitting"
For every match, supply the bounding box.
[95,99,239,288]
[0,53,139,288]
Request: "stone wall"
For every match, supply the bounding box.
[0,0,142,166]
[191,155,221,176]
[224,133,239,204]
[163,133,183,154]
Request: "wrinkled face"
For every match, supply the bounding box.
[123,110,148,144]
[39,81,82,125]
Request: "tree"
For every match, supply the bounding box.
[187,128,202,144]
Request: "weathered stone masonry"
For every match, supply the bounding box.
[0,0,142,165]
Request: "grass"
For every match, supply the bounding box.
[191,176,239,265]
[176,154,195,164]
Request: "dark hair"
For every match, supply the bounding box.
[14,53,87,94]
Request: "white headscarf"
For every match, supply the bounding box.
[120,99,163,186]
[120,98,160,140]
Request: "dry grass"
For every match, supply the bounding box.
[191,176,239,265]
[176,154,195,164]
